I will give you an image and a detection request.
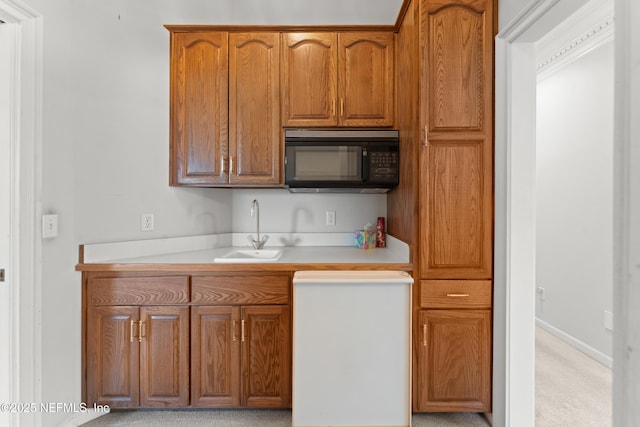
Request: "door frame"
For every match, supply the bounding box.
[612,0,640,423]
[495,0,637,425]
[0,2,43,426]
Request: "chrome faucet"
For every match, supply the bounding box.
[248,199,269,250]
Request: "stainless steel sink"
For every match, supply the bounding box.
[214,248,283,263]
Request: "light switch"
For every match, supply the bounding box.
[42,214,58,239]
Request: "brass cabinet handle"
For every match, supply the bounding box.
[446,293,470,297]
[130,320,135,342]
[340,98,344,117]
[221,157,228,175]
[332,99,336,117]
[229,156,234,175]
[241,319,246,342]
[138,320,145,343]
[422,324,427,347]
[422,125,429,147]
[232,320,237,342]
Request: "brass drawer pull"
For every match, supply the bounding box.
[446,293,470,297]
[241,319,246,342]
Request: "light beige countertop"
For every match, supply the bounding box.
[76,233,412,273]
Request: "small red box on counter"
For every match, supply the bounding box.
[376,217,386,248]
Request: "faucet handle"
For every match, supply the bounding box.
[250,240,266,250]
[261,235,269,243]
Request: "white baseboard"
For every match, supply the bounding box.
[536,318,613,368]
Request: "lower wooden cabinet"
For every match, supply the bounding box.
[191,305,290,408]
[416,309,491,412]
[414,279,492,412]
[191,306,240,407]
[242,305,291,407]
[84,273,292,409]
[86,305,190,408]
[190,274,291,408]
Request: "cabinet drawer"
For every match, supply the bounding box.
[90,276,190,306]
[420,280,491,309]
[192,275,289,305]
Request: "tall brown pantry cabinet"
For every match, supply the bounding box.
[389,0,495,413]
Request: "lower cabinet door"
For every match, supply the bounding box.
[191,305,241,407]
[139,306,190,407]
[241,305,291,407]
[86,306,140,408]
[417,309,491,412]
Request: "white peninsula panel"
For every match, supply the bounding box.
[292,270,413,427]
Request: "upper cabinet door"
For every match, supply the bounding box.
[339,32,394,127]
[422,0,491,135]
[229,33,281,186]
[282,33,338,127]
[419,0,493,279]
[170,32,228,185]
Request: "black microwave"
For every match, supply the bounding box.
[284,129,400,193]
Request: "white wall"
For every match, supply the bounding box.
[536,40,614,362]
[232,189,386,236]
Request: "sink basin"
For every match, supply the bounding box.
[214,248,283,263]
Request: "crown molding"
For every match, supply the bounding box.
[536,0,614,79]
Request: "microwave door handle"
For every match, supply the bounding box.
[361,149,369,182]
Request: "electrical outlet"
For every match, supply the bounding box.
[326,210,336,226]
[141,213,154,231]
[536,286,546,301]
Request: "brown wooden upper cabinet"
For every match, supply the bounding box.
[169,31,281,187]
[282,32,394,127]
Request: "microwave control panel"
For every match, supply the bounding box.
[369,151,399,182]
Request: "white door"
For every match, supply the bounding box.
[0,20,14,425]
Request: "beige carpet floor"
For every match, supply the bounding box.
[81,410,490,426]
[535,326,612,426]
[81,326,612,426]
